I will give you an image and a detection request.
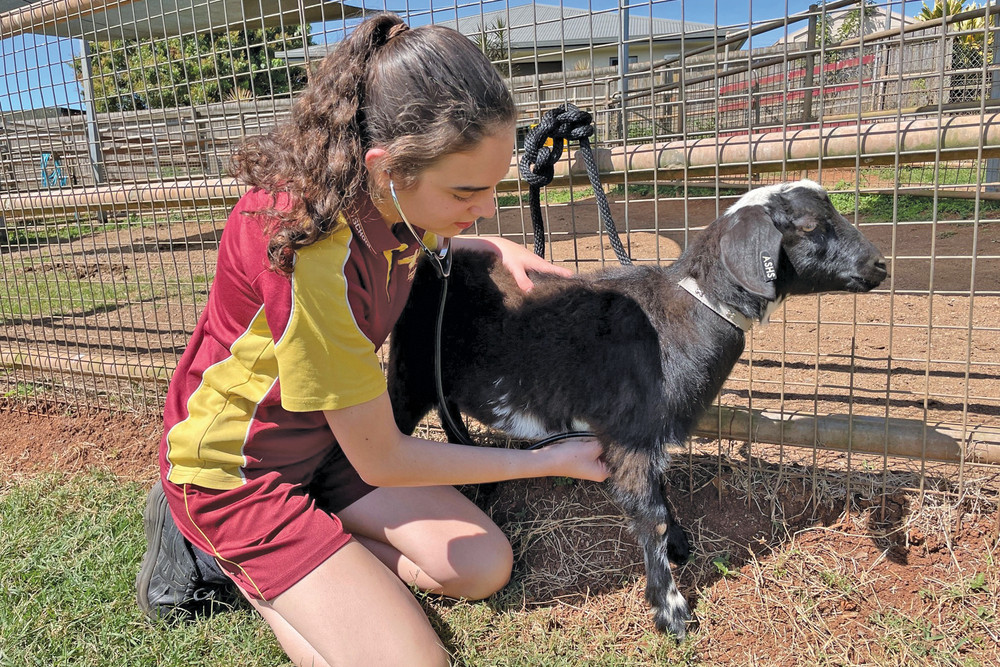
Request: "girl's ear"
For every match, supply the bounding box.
[364,147,391,198]
[364,147,389,173]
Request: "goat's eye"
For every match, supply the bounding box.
[799,222,817,233]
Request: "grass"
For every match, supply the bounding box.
[0,257,208,323]
[2,452,998,666]
[496,183,743,208]
[0,219,122,247]
[0,471,685,666]
[0,472,287,666]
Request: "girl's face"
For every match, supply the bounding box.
[375,128,516,238]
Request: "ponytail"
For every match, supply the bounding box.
[231,13,515,274]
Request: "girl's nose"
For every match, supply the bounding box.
[470,191,497,219]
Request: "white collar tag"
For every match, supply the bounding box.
[677,276,754,332]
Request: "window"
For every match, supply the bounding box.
[609,55,639,67]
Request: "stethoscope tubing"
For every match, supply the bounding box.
[387,177,595,451]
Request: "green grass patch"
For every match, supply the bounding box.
[0,258,206,323]
[2,219,122,247]
[828,189,1000,222]
[0,472,689,666]
[497,183,743,208]
[868,165,986,187]
[0,472,287,667]
[610,183,745,199]
[496,186,596,207]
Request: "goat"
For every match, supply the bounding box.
[387,180,888,639]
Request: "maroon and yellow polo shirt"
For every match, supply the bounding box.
[161,188,428,490]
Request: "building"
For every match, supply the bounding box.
[434,3,733,76]
[771,6,917,46]
[281,4,740,76]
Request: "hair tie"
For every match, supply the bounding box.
[386,23,409,41]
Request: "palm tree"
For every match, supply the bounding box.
[918,1,995,102]
[917,0,994,49]
[473,18,511,77]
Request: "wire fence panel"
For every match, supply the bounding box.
[2,0,999,486]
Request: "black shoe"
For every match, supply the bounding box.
[135,481,239,622]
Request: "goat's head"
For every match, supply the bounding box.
[720,180,888,300]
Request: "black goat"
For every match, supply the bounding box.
[387,180,888,639]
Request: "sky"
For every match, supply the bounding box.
[1,0,934,112]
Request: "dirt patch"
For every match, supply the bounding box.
[0,404,160,482]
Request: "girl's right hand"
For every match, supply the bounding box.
[538,437,610,483]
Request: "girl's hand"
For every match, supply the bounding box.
[538,436,610,483]
[452,236,572,291]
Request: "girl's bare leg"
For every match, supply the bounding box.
[242,539,448,667]
[337,485,513,600]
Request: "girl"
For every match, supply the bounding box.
[136,13,608,667]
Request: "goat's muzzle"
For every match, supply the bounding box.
[847,253,889,292]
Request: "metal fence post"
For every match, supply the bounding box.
[78,39,106,186]
[618,0,630,139]
[803,4,818,123]
[986,20,1000,192]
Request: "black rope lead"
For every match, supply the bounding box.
[519,104,632,266]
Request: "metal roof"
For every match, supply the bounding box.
[280,3,730,63]
[0,0,364,40]
[436,3,722,48]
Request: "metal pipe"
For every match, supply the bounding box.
[6,111,1000,214]
[0,178,247,216]
[505,111,1000,187]
[697,406,1000,466]
[0,0,138,39]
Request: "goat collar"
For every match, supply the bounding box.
[677,276,754,332]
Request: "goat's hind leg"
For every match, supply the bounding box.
[608,450,692,639]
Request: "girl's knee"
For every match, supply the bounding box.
[449,532,513,601]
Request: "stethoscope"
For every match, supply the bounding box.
[386,176,593,451]
[389,177,453,279]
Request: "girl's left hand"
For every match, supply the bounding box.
[454,236,572,291]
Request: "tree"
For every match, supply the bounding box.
[473,18,511,77]
[837,0,878,42]
[917,0,995,102]
[918,0,994,50]
[76,26,311,112]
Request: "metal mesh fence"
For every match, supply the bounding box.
[2,0,999,487]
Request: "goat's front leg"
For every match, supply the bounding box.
[607,447,691,639]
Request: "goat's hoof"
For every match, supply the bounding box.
[666,524,691,566]
[652,601,691,641]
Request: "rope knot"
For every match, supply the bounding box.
[518,104,631,266]
[519,104,594,188]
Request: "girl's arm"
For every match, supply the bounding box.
[325,392,608,488]
[451,236,572,291]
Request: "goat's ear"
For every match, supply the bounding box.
[719,205,783,300]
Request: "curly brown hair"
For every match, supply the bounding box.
[230,13,517,273]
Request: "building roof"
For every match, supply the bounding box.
[436,3,722,49]
[280,3,733,63]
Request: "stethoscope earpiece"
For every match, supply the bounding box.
[388,177,453,279]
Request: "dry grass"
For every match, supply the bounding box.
[420,425,1000,666]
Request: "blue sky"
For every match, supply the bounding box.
[1,32,83,111]
[1,0,931,112]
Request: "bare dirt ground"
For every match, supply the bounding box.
[3,187,1000,664]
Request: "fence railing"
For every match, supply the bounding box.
[2,0,1000,479]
